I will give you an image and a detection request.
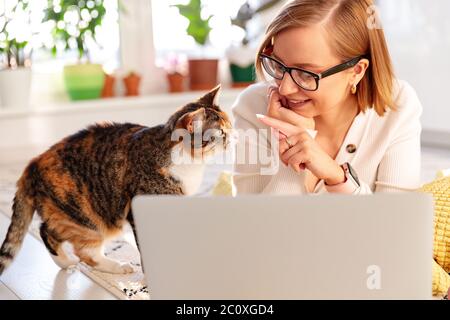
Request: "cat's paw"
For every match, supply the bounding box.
[116,262,134,274]
[50,254,80,270]
[95,260,134,274]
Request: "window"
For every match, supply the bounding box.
[151,0,247,63]
[34,0,120,70]
[1,0,121,104]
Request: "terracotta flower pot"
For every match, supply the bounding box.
[188,59,218,91]
[101,73,116,98]
[167,72,185,93]
[123,72,141,96]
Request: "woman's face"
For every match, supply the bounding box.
[272,24,358,118]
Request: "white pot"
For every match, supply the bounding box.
[0,67,32,109]
[226,43,258,67]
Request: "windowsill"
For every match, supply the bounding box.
[0,88,244,120]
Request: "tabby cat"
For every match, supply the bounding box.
[0,85,231,275]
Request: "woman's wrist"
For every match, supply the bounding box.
[324,163,361,194]
[324,164,346,186]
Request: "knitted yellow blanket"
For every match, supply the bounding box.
[420,175,450,296]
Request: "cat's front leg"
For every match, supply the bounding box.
[126,210,145,273]
[75,243,134,274]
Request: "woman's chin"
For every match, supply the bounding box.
[291,107,314,118]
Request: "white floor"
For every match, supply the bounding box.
[0,145,449,300]
[0,214,116,300]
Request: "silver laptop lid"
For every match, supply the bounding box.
[132,193,433,300]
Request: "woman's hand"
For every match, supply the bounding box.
[256,114,345,185]
[266,86,315,134]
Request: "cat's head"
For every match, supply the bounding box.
[168,85,232,159]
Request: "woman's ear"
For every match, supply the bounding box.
[351,58,370,86]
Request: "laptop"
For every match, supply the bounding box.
[131,193,434,300]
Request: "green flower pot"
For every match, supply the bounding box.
[63,63,105,100]
[229,63,256,84]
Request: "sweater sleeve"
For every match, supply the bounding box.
[232,83,275,194]
[373,82,423,193]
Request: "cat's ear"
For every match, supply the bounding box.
[178,108,206,134]
[197,84,221,106]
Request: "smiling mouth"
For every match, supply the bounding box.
[287,99,311,110]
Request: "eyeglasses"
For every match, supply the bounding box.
[259,53,366,91]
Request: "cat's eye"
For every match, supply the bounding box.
[214,129,225,139]
[213,129,225,138]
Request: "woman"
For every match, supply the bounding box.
[232,0,423,195]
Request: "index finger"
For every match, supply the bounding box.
[277,106,315,130]
[256,114,304,136]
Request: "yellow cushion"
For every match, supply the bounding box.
[420,175,450,296]
[433,259,450,297]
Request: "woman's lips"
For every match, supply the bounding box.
[287,99,311,110]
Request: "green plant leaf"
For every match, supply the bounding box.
[231,0,282,45]
[0,0,35,66]
[117,0,128,15]
[42,0,107,61]
[172,0,212,46]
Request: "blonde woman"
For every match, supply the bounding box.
[232,0,423,195]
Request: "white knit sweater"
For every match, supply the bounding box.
[231,80,423,195]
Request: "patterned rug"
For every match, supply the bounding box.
[0,179,150,300]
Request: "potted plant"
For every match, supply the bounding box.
[42,0,108,100]
[101,72,116,98]
[0,0,33,108]
[163,53,187,93]
[172,0,218,91]
[227,0,282,87]
[123,71,141,96]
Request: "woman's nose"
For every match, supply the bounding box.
[278,72,300,97]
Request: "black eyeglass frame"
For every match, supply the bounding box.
[259,53,367,91]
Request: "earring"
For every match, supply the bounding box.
[351,84,357,95]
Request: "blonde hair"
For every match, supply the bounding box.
[256,0,396,116]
